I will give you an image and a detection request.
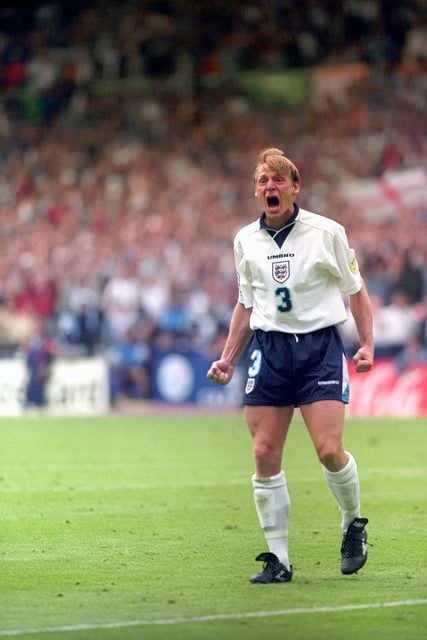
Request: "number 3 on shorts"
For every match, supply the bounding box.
[248,349,262,377]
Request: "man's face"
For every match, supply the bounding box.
[254,163,299,228]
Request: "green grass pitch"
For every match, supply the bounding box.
[1,412,426,639]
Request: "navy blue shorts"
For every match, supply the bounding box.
[243,326,349,407]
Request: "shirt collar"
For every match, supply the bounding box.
[259,203,300,231]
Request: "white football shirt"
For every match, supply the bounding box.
[234,207,362,333]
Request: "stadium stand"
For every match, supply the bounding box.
[0,1,425,406]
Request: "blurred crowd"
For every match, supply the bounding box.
[0,1,426,404]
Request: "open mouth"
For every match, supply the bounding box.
[266,195,280,207]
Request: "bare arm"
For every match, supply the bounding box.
[349,279,374,373]
[207,302,253,385]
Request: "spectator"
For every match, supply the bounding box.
[374,290,419,357]
[107,325,152,404]
[24,319,57,410]
[395,334,427,373]
[390,250,425,304]
[101,254,142,344]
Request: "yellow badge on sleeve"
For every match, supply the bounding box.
[349,256,358,273]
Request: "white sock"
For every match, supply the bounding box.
[252,470,291,569]
[322,451,361,533]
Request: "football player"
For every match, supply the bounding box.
[207,148,374,582]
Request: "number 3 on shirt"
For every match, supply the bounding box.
[275,286,293,313]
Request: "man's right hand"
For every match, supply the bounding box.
[207,359,234,385]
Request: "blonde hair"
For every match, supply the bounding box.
[254,148,300,184]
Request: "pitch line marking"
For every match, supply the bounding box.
[1,598,426,636]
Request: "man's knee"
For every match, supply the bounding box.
[253,439,282,471]
[316,441,346,470]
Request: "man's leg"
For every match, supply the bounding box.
[301,400,368,574]
[245,405,294,581]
